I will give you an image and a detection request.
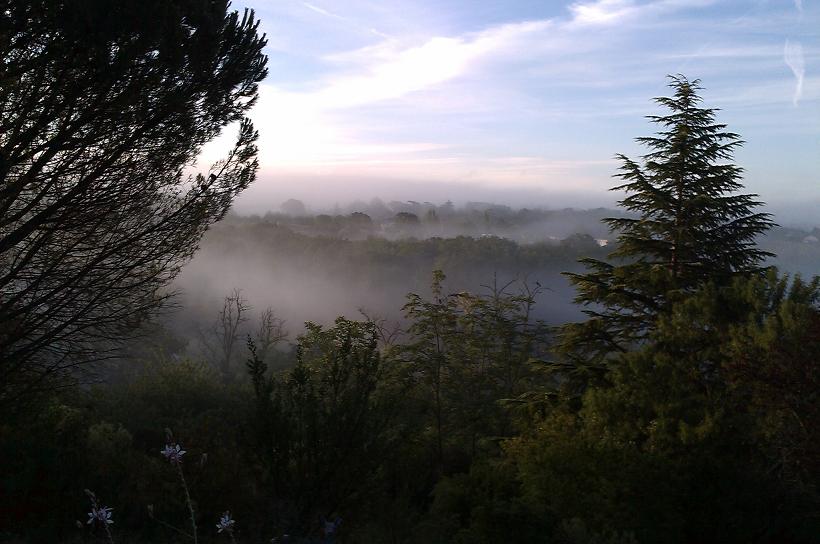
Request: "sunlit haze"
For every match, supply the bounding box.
[194,0,820,222]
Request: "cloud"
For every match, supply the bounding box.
[568,0,716,26]
[315,20,552,109]
[302,2,344,20]
[317,0,722,109]
[302,2,390,38]
[569,0,637,25]
[228,0,809,199]
[290,0,722,113]
[662,45,781,59]
[236,19,566,173]
[784,39,806,106]
[795,0,803,15]
[257,155,616,193]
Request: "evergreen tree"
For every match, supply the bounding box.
[0,0,268,406]
[559,75,775,374]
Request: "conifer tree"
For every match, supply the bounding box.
[0,0,268,405]
[559,75,774,373]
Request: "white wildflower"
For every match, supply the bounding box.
[161,443,186,463]
[216,511,235,533]
[87,506,114,525]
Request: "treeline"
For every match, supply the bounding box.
[262,201,620,243]
[2,272,554,542]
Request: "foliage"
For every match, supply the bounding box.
[498,271,820,543]
[400,271,550,476]
[560,76,774,374]
[244,317,397,538]
[0,0,268,408]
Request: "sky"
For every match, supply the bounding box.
[208,0,820,223]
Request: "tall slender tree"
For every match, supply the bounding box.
[559,76,774,374]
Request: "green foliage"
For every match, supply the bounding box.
[421,460,548,544]
[3,267,818,543]
[244,317,398,537]
[560,76,774,370]
[609,76,773,279]
[496,271,820,543]
[720,272,820,489]
[401,271,550,475]
[420,78,818,544]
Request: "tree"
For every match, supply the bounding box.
[720,271,820,488]
[245,317,391,534]
[513,271,820,543]
[559,75,774,375]
[395,212,421,227]
[0,0,268,406]
[280,198,307,216]
[402,271,550,475]
[402,271,457,475]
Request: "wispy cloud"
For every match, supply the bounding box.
[302,2,344,20]
[228,0,818,204]
[313,20,552,108]
[287,0,734,116]
[569,0,637,25]
[568,0,717,26]
[662,45,781,59]
[302,2,390,38]
[784,39,806,106]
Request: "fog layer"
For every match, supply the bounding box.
[169,203,820,347]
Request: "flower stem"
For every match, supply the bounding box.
[148,511,194,541]
[176,460,198,544]
[103,521,115,544]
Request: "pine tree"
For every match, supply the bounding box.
[0,0,268,406]
[559,75,775,374]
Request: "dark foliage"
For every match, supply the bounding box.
[559,76,775,380]
[0,0,267,408]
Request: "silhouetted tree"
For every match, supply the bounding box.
[395,212,420,227]
[559,75,774,377]
[348,211,373,226]
[403,271,457,474]
[246,318,390,534]
[0,0,268,406]
[212,289,250,380]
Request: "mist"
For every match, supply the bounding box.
[231,173,820,228]
[167,201,820,353]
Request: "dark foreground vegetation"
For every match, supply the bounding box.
[1,2,819,543]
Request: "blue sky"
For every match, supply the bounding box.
[217,0,819,221]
